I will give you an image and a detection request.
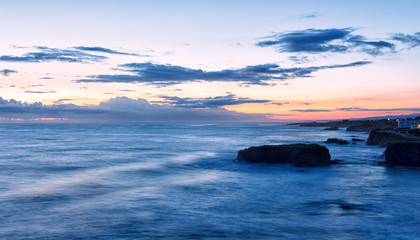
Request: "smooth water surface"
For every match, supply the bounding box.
[0,124,419,239]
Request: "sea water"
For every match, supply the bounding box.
[0,123,419,239]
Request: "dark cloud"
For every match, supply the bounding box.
[337,107,420,112]
[53,98,73,104]
[256,28,395,56]
[73,46,149,57]
[157,94,270,109]
[291,107,420,113]
[289,12,319,20]
[0,69,17,76]
[391,32,420,48]
[119,89,136,92]
[288,55,311,64]
[76,61,371,86]
[0,96,269,123]
[24,90,57,94]
[0,46,106,63]
[347,35,395,56]
[270,102,284,106]
[290,109,332,112]
[300,14,317,19]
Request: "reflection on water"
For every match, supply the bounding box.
[0,124,419,239]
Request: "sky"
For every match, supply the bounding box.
[0,0,419,122]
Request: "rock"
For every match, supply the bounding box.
[324,126,339,131]
[325,138,350,144]
[340,204,353,210]
[331,159,343,164]
[351,138,365,142]
[384,142,420,167]
[366,129,416,147]
[237,144,332,167]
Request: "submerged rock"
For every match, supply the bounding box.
[340,204,354,210]
[325,138,350,144]
[237,144,332,167]
[384,142,420,167]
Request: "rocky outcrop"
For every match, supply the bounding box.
[366,129,416,147]
[384,142,420,167]
[324,126,339,131]
[237,144,332,167]
[351,138,365,142]
[325,138,349,144]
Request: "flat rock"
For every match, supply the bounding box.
[237,144,332,167]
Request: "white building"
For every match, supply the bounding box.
[410,122,420,129]
[397,119,419,129]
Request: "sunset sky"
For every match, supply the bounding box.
[1,0,419,122]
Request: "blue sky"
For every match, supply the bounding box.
[0,0,419,122]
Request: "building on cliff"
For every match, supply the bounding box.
[397,119,420,129]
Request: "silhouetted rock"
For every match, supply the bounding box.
[325,138,349,144]
[351,138,365,142]
[366,129,415,147]
[341,204,353,210]
[384,142,420,167]
[324,126,339,130]
[237,144,332,167]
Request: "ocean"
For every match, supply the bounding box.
[0,123,419,240]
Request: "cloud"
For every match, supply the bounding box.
[0,69,17,76]
[256,28,395,56]
[300,14,317,19]
[119,89,136,92]
[76,61,371,86]
[336,107,420,112]
[73,46,149,57]
[289,12,320,20]
[291,107,420,113]
[24,90,57,94]
[0,46,107,63]
[290,109,332,112]
[157,94,271,109]
[0,96,269,123]
[391,32,420,48]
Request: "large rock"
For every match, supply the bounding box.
[384,142,420,167]
[237,144,332,167]
[366,129,415,147]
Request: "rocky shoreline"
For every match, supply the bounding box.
[239,118,420,168]
[289,119,397,132]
